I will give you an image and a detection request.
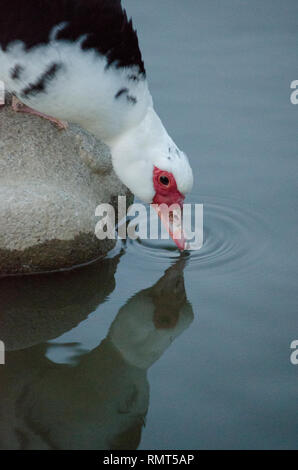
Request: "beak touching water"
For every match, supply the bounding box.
[152,198,187,251]
[152,166,188,251]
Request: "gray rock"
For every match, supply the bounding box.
[0,94,132,275]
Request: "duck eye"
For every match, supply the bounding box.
[159,175,169,186]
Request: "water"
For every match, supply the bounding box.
[0,0,297,449]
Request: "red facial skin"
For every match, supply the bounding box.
[152,167,185,208]
[152,166,186,250]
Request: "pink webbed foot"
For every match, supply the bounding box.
[12,96,68,130]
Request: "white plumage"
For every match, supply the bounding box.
[0,0,193,247]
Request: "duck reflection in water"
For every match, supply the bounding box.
[0,254,193,450]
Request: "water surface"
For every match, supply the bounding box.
[0,0,297,449]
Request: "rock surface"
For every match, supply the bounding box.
[0,94,132,275]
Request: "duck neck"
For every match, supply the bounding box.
[108,107,172,202]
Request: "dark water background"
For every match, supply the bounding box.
[0,0,297,449]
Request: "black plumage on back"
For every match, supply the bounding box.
[0,0,145,74]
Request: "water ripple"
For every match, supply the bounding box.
[116,196,271,274]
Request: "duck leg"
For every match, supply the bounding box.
[12,96,68,130]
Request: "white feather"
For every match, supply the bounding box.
[0,28,193,202]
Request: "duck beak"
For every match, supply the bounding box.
[153,202,187,251]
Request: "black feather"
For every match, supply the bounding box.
[21,62,63,97]
[0,0,145,74]
[10,64,24,80]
